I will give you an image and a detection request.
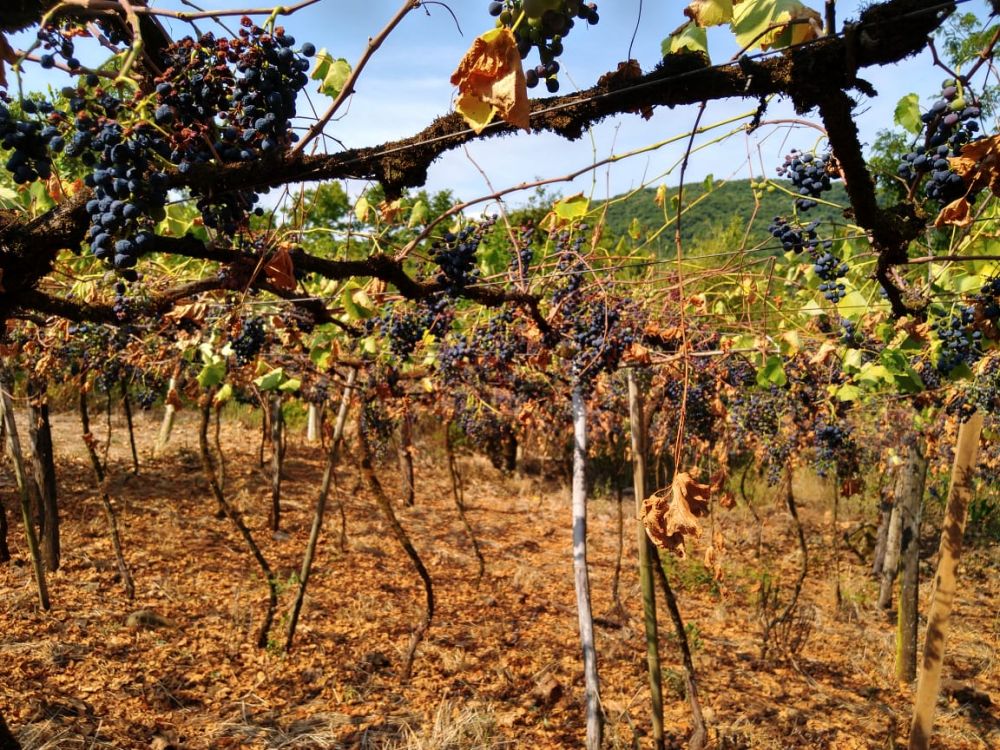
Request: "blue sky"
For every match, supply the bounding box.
[8,0,997,207]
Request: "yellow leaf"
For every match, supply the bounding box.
[685,0,734,27]
[450,28,530,134]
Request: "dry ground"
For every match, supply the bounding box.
[0,407,997,749]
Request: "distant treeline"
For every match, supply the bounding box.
[598,178,852,255]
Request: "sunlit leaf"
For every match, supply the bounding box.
[197,361,226,389]
[685,0,734,27]
[756,355,787,387]
[451,28,530,134]
[408,199,428,227]
[310,49,351,98]
[893,93,922,134]
[553,193,589,221]
[732,0,823,52]
[663,21,709,58]
[254,368,285,391]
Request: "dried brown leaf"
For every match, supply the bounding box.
[934,197,972,228]
[642,471,711,556]
[265,247,297,292]
[450,28,529,134]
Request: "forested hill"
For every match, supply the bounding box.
[598,179,851,255]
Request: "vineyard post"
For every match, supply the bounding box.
[306,402,322,443]
[896,435,927,684]
[269,392,283,532]
[626,370,665,750]
[286,367,357,652]
[908,412,983,749]
[878,487,903,610]
[397,402,415,506]
[154,369,180,457]
[872,478,895,578]
[571,387,603,750]
[0,371,50,610]
[26,378,59,571]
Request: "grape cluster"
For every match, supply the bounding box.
[897,80,982,204]
[376,295,453,361]
[156,23,312,170]
[723,356,756,388]
[111,281,132,322]
[231,317,267,365]
[360,398,395,460]
[813,419,855,478]
[767,218,848,303]
[433,218,496,294]
[81,121,170,271]
[566,298,636,390]
[488,0,599,93]
[0,99,62,185]
[36,25,81,71]
[948,355,1000,422]
[474,308,527,366]
[839,318,862,348]
[928,275,1000,374]
[933,307,981,374]
[768,217,824,254]
[775,149,838,211]
[453,393,518,470]
[510,221,536,281]
[813,250,849,303]
[665,379,716,440]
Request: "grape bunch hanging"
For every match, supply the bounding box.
[897,79,983,204]
[487,0,600,92]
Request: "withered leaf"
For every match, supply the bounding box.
[0,34,15,90]
[265,247,297,292]
[934,197,972,228]
[450,28,530,134]
[642,471,711,556]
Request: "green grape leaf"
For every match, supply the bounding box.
[553,193,589,221]
[213,383,233,406]
[408,199,428,228]
[842,348,863,373]
[835,384,861,402]
[756,355,787,387]
[857,363,893,387]
[893,93,923,135]
[197,361,226,389]
[255,368,285,391]
[628,217,642,240]
[342,284,375,320]
[663,21,709,59]
[310,50,351,98]
[29,180,54,213]
[732,0,822,52]
[278,377,301,393]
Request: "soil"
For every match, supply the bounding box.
[0,408,997,749]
